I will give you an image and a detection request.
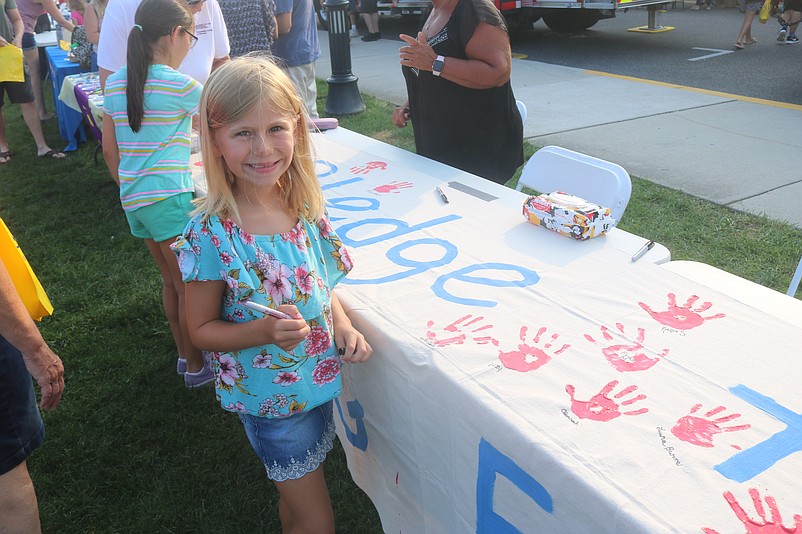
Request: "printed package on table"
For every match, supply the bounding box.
[522,191,616,240]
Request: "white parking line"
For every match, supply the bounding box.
[689,48,734,61]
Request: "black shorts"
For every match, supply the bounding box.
[359,0,378,13]
[0,63,35,108]
[784,0,802,12]
[0,335,45,476]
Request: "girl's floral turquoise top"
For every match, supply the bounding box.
[173,213,353,418]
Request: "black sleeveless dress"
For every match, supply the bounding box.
[402,0,524,184]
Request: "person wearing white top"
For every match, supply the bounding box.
[97,0,230,89]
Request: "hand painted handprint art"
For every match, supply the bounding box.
[565,380,649,422]
[425,315,498,348]
[372,180,413,194]
[350,161,387,175]
[584,323,669,372]
[639,293,725,330]
[497,326,570,373]
[702,488,802,534]
[672,404,751,449]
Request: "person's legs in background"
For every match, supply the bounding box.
[359,0,380,41]
[0,71,66,160]
[20,33,54,121]
[285,63,319,119]
[349,0,359,37]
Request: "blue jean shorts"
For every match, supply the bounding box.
[238,401,335,482]
[0,335,45,476]
[124,192,194,242]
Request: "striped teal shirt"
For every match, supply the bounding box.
[103,64,202,212]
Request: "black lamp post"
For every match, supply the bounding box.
[324,0,365,115]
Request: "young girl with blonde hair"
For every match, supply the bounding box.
[173,55,372,532]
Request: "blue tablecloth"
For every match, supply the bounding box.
[45,46,84,151]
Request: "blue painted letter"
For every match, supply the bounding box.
[476,438,553,533]
[335,397,368,451]
[715,384,802,482]
[433,264,540,308]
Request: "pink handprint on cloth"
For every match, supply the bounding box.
[425,315,499,348]
[702,488,802,534]
[350,161,387,175]
[497,326,570,373]
[639,293,726,330]
[372,180,413,194]
[584,323,669,372]
[672,404,751,448]
[565,380,649,422]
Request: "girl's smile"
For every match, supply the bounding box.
[213,106,299,194]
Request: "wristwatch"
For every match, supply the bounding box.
[432,55,445,77]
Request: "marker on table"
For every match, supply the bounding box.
[631,240,655,263]
[243,300,293,320]
[436,186,449,204]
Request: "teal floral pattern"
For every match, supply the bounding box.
[173,214,352,417]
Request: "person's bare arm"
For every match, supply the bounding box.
[101,113,120,185]
[84,3,100,44]
[40,0,76,31]
[276,12,292,36]
[0,259,64,411]
[5,7,24,48]
[398,24,511,90]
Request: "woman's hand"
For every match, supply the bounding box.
[391,104,410,128]
[399,32,437,72]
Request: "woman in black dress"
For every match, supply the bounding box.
[391,0,523,185]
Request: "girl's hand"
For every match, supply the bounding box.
[264,304,310,352]
[336,325,373,364]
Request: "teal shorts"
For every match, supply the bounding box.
[125,193,194,242]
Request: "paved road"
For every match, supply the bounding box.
[375,6,802,105]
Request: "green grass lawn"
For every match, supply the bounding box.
[0,79,799,533]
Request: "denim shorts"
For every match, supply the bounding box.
[0,335,45,476]
[125,192,194,242]
[21,32,36,52]
[238,401,335,482]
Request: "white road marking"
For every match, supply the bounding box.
[689,48,734,61]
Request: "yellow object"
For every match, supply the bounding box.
[759,0,771,23]
[59,39,71,51]
[0,45,24,83]
[0,218,53,321]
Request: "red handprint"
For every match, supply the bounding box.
[372,180,413,194]
[497,326,570,373]
[425,315,499,348]
[702,488,802,534]
[672,404,751,448]
[565,380,648,422]
[639,293,725,330]
[584,323,669,372]
[350,161,387,175]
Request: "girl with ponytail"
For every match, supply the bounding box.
[102,0,212,388]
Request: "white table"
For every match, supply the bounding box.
[307,128,801,533]
[34,30,57,48]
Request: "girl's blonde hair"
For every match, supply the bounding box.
[196,55,323,224]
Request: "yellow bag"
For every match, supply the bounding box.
[0,218,53,321]
[0,45,24,83]
[759,0,771,23]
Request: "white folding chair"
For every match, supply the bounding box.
[516,146,632,223]
[516,100,527,124]
[788,256,802,297]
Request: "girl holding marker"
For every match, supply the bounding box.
[172,55,372,532]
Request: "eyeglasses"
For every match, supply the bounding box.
[186,0,206,6]
[181,27,199,48]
